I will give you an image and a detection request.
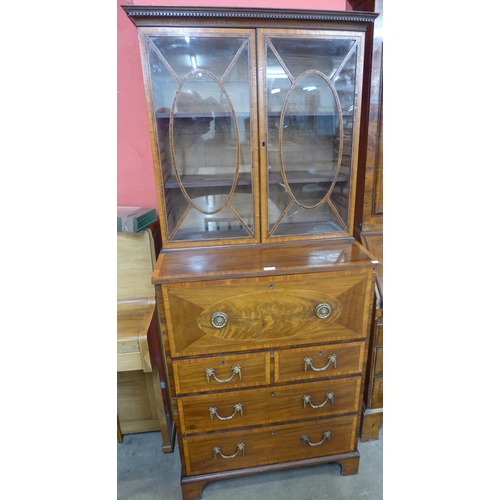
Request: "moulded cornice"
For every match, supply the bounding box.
[122,5,378,25]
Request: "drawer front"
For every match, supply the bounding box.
[275,342,365,383]
[178,377,361,434]
[173,352,271,395]
[163,270,371,357]
[183,415,357,476]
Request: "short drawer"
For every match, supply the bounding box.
[178,377,362,434]
[173,352,271,395]
[183,415,357,476]
[275,342,365,383]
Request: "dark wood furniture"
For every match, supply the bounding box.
[351,0,383,442]
[124,6,378,499]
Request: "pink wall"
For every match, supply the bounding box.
[117,0,350,209]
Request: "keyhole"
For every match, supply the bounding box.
[269,283,274,290]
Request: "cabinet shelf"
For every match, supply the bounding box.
[164,173,252,189]
[164,171,348,190]
[269,171,348,185]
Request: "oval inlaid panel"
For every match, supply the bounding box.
[197,291,343,341]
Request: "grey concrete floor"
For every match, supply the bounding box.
[117,427,382,500]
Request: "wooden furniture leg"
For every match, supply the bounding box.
[338,455,360,476]
[117,416,123,443]
[181,478,209,500]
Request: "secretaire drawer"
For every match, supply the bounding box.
[173,352,271,395]
[163,270,372,357]
[275,342,365,383]
[183,415,357,476]
[178,377,362,434]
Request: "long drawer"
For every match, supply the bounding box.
[172,352,271,395]
[178,377,361,434]
[183,415,358,476]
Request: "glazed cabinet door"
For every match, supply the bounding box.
[138,28,260,247]
[258,29,365,242]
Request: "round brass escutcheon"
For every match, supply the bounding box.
[211,312,228,329]
[315,303,332,319]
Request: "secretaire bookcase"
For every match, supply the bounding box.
[123,6,379,499]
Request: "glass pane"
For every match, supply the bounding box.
[281,73,337,207]
[149,36,245,81]
[266,35,357,238]
[269,37,354,80]
[146,34,255,243]
[332,47,357,230]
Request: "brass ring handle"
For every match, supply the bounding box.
[303,392,334,409]
[205,365,242,384]
[209,403,244,421]
[315,303,332,319]
[303,354,337,372]
[301,431,331,447]
[213,443,246,459]
[211,312,228,328]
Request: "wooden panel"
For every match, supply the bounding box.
[183,415,357,476]
[178,377,361,434]
[354,0,383,231]
[374,347,383,376]
[361,233,382,263]
[117,353,143,372]
[360,232,382,299]
[359,409,382,442]
[117,368,172,444]
[173,352,271,395]
[116,315,141,353]
[164,270,372,356]
[373,104,383,215]
[117,370,157,428]
[376,321,383,346]
[371,377,383,409]
[275,342,365,383]
[117,301,155,372]
[197,291,343,341]
[153,239,378,284]
[117,229,156,372]
[117,230,155,301]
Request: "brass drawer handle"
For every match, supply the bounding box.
[303,354,337,372]
[315,303,332,319]
[205,365,242,384]
[301,431,331,447]
[303,392,334,409]
[211,312,228,328]
[209,403,244,421]
[213,443,245,459]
